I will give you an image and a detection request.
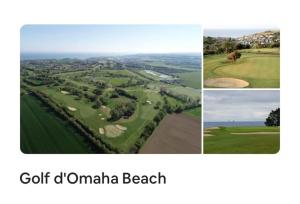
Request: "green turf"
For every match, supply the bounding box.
[21,94,95,154]
[168,85,200,100]
[22,66,201,153]
[204,126,280,154]
[204,48,280,88]
[37,86,110,133]
[37,85,163,153]
[109,77,131,86]
[183,107,201,120]
[177,71,201,89]
[100,89,163,153]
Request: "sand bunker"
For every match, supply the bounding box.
[231,132,280,135]
[99,128,105,135]
[206,127,220,130]
[98,113,102,116]
[61,90,69,94]
[204,134,214,136]
[67,106,77,111]
[104,125,126,138]
[204,78,249,88]
[101,117,105,120]
[101,105,111,117]
[116,124,127,131]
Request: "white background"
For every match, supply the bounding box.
[0,0,299,203]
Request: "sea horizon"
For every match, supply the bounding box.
[204,121,265,128]
[20,52,202,60]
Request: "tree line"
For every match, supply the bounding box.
[23,85,120,153]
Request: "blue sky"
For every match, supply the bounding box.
[204,29,277,38]
[21,25,202,53]
[204,91,280,122]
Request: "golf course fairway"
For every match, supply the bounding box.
[204,48,280,88]
[204,126,280,154]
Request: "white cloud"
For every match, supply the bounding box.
[204,90,280,122]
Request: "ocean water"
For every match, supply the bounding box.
[20,52,116,60]
[204,121,265,128]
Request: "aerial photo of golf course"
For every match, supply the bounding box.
[20,25,202,154]
[204,29,280,88]
[204,90,280,154]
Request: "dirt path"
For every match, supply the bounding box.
[139,113,201,154]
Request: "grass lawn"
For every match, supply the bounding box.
[204,48,280,88]
[108,77,131,86]
[101,90,163,153]
[168,85,200,100]
[204,126,280,154]
[183,107,201,120]
[21,94,95,153]
[177,71,201,89]
[37,85,163,153]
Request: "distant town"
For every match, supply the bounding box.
[204,30,280,55]
[237,30,280,47]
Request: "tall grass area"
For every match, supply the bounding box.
[21,94,95,153]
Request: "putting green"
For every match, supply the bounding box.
[204,49,280,88]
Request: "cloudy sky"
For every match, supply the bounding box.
[204,91,280,122]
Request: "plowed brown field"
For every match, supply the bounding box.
[139,113,201,154]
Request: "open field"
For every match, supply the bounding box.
[168,86,200,100]
[204,48,280,88]
[139,114,201,154]
[183,107,201,120]
[204,126,280,154]
[176,71,201,89]
[21,94,96,153]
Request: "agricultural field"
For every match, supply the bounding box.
[204,48,280,88]
[20,55,202,154]
[139,113,201,154]
[176,71,202,89]
[21,93,96,153]
[204,126,280,154]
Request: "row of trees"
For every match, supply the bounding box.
[159,87,200,111]
[204,37,243,55]
[115,88,138,100]
[129,109,167,153]
[129,90,202,153]
[117,78,147,88]
[24,75,64,86]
